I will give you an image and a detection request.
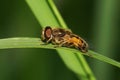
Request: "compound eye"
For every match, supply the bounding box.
[44,26,52,40]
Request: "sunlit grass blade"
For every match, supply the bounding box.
[26,0,60,27]
[25,0,95,80]
[47,0,68,28]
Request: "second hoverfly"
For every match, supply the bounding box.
[41,26,88,53]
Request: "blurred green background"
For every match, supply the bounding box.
[0,0,120,80]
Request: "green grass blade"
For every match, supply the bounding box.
[25,0,95,80]
[88,50,120,68]
[93,0,118,79]
[0,37,119,69]
[47,0,68,28]
[26,0,60,27]
[47,0,96,80]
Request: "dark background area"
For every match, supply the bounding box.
[0,0,120,80]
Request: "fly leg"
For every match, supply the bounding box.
[53,40,68,48]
